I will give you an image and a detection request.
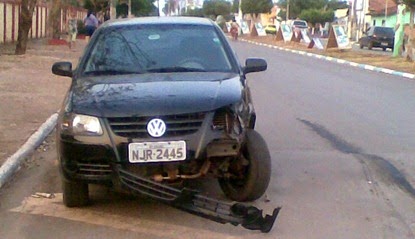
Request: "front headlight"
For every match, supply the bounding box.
[61,113,103,136]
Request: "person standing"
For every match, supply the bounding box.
[67,11,78,49]
[230,20,239,41]
[83,10,99,42]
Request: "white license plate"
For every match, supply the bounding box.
[128,141,186,163]
[381,42,388,46]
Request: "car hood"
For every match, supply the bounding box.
[70,72,243,117]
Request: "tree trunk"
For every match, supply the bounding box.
[250,13,258,37]
[50,0,62,39]
[15,0,37,55]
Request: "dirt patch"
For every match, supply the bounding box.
[0,39,86,165]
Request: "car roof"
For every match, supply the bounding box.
[100,16,215,28]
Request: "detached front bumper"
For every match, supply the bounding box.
[118,166,281,233]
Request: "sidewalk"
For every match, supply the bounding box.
[0,39,86,167]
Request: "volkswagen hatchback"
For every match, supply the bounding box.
[52,17,271,207]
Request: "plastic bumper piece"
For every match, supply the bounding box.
[118,167,281,233]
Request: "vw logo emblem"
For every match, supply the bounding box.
[147,118,166,137]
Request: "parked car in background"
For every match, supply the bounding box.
[265,24,277,35]
[290,19,308,32]
[359,26,395,51]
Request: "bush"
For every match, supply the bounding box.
[77,20,87,35]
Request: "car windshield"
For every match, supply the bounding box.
[82,24,233,76]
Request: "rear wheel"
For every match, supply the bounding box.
[382,47,386,51]
[62,179,89,207]
[218,129,271,202]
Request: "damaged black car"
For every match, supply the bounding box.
[52,17,278,232]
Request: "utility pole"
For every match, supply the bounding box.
[286,0,290,21]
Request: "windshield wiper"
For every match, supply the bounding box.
[83,70,142,76]
[146,67,206,73]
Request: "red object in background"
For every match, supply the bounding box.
[48,39,67,45]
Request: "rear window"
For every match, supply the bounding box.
[374,27,394,36]
[293,21,307,27]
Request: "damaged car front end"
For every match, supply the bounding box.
[52,16,280,232]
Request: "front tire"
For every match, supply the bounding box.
[218,129,271,202]
[62,180,89,207]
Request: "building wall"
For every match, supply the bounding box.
[371,14,411,28]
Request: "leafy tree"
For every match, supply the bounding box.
[277,0,343,21]
[83,0,108,15]
[298,8,334,26]
[240,0,273,18]
[277,0,327,19]
[115,0,156,17]
[231,0,239,14]
[203,0,232,18]
[240,0,272,36]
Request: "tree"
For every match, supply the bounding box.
[240,0,273,19]
[277,0,327,19]
[231,0,239,14]
[298,8,334,26]
[240,0,273,36]
[203,0,232,19]
[116,0,156,17]
[277,0,343,21]
[84,0,109,15]
[15,0,37,55]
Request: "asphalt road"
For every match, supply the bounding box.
[0,40,414,238]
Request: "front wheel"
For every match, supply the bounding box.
[62,179,89,207]
[218,129,271,202]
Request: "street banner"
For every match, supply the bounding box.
[239,21,250,34]
[326,25,351,50]
[275,24,292,42]
[300,29,311,44]
[224,22,231,33]
[255,22,267,36]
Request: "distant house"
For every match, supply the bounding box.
[368,0,411,28]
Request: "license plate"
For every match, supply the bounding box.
[381,42,388,46]
[128,141,186,163]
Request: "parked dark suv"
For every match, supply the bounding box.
[52,17,271,208]
[359,26,395,51]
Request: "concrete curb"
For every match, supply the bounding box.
[241,39,415,80]
[0,113,58,188]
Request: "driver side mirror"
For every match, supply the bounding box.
[52,62,73,77]
[243,58,267,75]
